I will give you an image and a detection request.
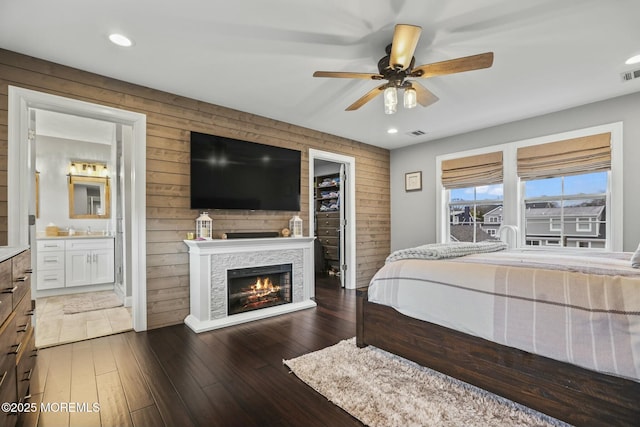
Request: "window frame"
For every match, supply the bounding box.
[436,122,623,251]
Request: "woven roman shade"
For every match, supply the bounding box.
[517,132,611,181]
[441,151,503,189]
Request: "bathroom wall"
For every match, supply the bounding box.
[36,135,113,235]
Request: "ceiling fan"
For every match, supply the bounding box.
[313,24,494,114]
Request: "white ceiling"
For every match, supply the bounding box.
[2,0,640,150]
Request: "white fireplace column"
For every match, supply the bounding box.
[184,237,316,333]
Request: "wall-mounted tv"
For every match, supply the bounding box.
[190,131,301,211]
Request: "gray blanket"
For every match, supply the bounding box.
[385,241,507,264]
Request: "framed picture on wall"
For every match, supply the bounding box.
[405,171,422,192]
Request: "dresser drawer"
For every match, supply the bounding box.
[317,217,340,228]
[10,251,31,310]
[14,288,33,337]
[0,366,17,427]
[324,246,339,260]
[317,226,339,237]
[37,240,65,251]
[37,270,65,290]
[0,312,18,366]
[16,327,36,402]
[0,261,11,325]
[318,236,338,247]
[317,211,340,219]
[37,251,65,270]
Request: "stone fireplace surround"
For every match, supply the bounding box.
[184,237,316,333]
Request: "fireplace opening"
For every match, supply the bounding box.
[227,264,292,315]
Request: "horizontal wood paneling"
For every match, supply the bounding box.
[0,48,390,329]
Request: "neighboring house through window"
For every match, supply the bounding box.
[436,123,623,251]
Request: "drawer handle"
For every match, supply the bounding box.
[16,276,28,282]
[11,341,23,355]
[26,310,35,316]
[23,368,33,382]
[0,371,6,388]
[3,286,18,293]
[18,324,28,333]
[25,268,33,274]
[44,259,59,263]
[43,244,58,247]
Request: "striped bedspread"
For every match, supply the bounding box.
[368,250,640,382]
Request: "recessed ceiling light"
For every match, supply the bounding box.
[109,33,133,47]
[626,54,640,65]
[387,128,398,134]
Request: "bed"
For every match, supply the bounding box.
[356,243,640,427]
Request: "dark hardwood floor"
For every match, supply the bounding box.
[20,276,364,427]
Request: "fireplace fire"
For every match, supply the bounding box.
[227,264,292,315]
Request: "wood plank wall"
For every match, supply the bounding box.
[0,49,390,329]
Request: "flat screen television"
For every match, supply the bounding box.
[190,131,301,211]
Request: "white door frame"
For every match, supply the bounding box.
[308,149,356,289]
[7,86,148,331]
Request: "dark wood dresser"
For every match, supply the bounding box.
[0,248,35,427]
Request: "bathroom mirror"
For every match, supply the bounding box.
[68,176,111,218]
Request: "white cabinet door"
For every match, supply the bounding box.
[64,238,115,287]
[92,248,114,284]
[65,251,93,287]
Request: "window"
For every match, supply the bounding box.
[441,151,504,243]
[523,172,606,247]
[436,123,622,251]
[448,185,503,242]
[576,217,592,232]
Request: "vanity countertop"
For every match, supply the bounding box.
[37,234,114,240]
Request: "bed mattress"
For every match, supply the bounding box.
[368,250,640,382]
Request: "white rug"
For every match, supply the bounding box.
[63,291,123,314]
[283,338,571,427]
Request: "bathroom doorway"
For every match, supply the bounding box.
[7,86,148,343]
[32,110,132,346]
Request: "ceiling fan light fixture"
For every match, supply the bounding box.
[383,87,398,114]
[404,87,417,109]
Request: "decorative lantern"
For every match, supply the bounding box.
[196,211,213,239]
[289,215,303,238]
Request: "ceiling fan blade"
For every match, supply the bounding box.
[389,24,422,70]
[345,84,388,111]
[408,81,439,107]
[411,52,494,78]
[313,71,383,80]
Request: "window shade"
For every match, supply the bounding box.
[441,151,503,189]
[517,132,611,181]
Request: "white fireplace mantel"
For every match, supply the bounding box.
[184,237,317,333]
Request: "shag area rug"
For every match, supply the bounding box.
[283,338,571,427]
[63,291,123,314]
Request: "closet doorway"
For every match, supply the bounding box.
[7,87,148,341]
[309,149,356,289]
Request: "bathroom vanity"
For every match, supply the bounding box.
[36,236,114,291]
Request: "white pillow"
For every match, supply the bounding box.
[632,243,640,269]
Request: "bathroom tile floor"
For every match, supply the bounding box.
[35,291,133,348]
